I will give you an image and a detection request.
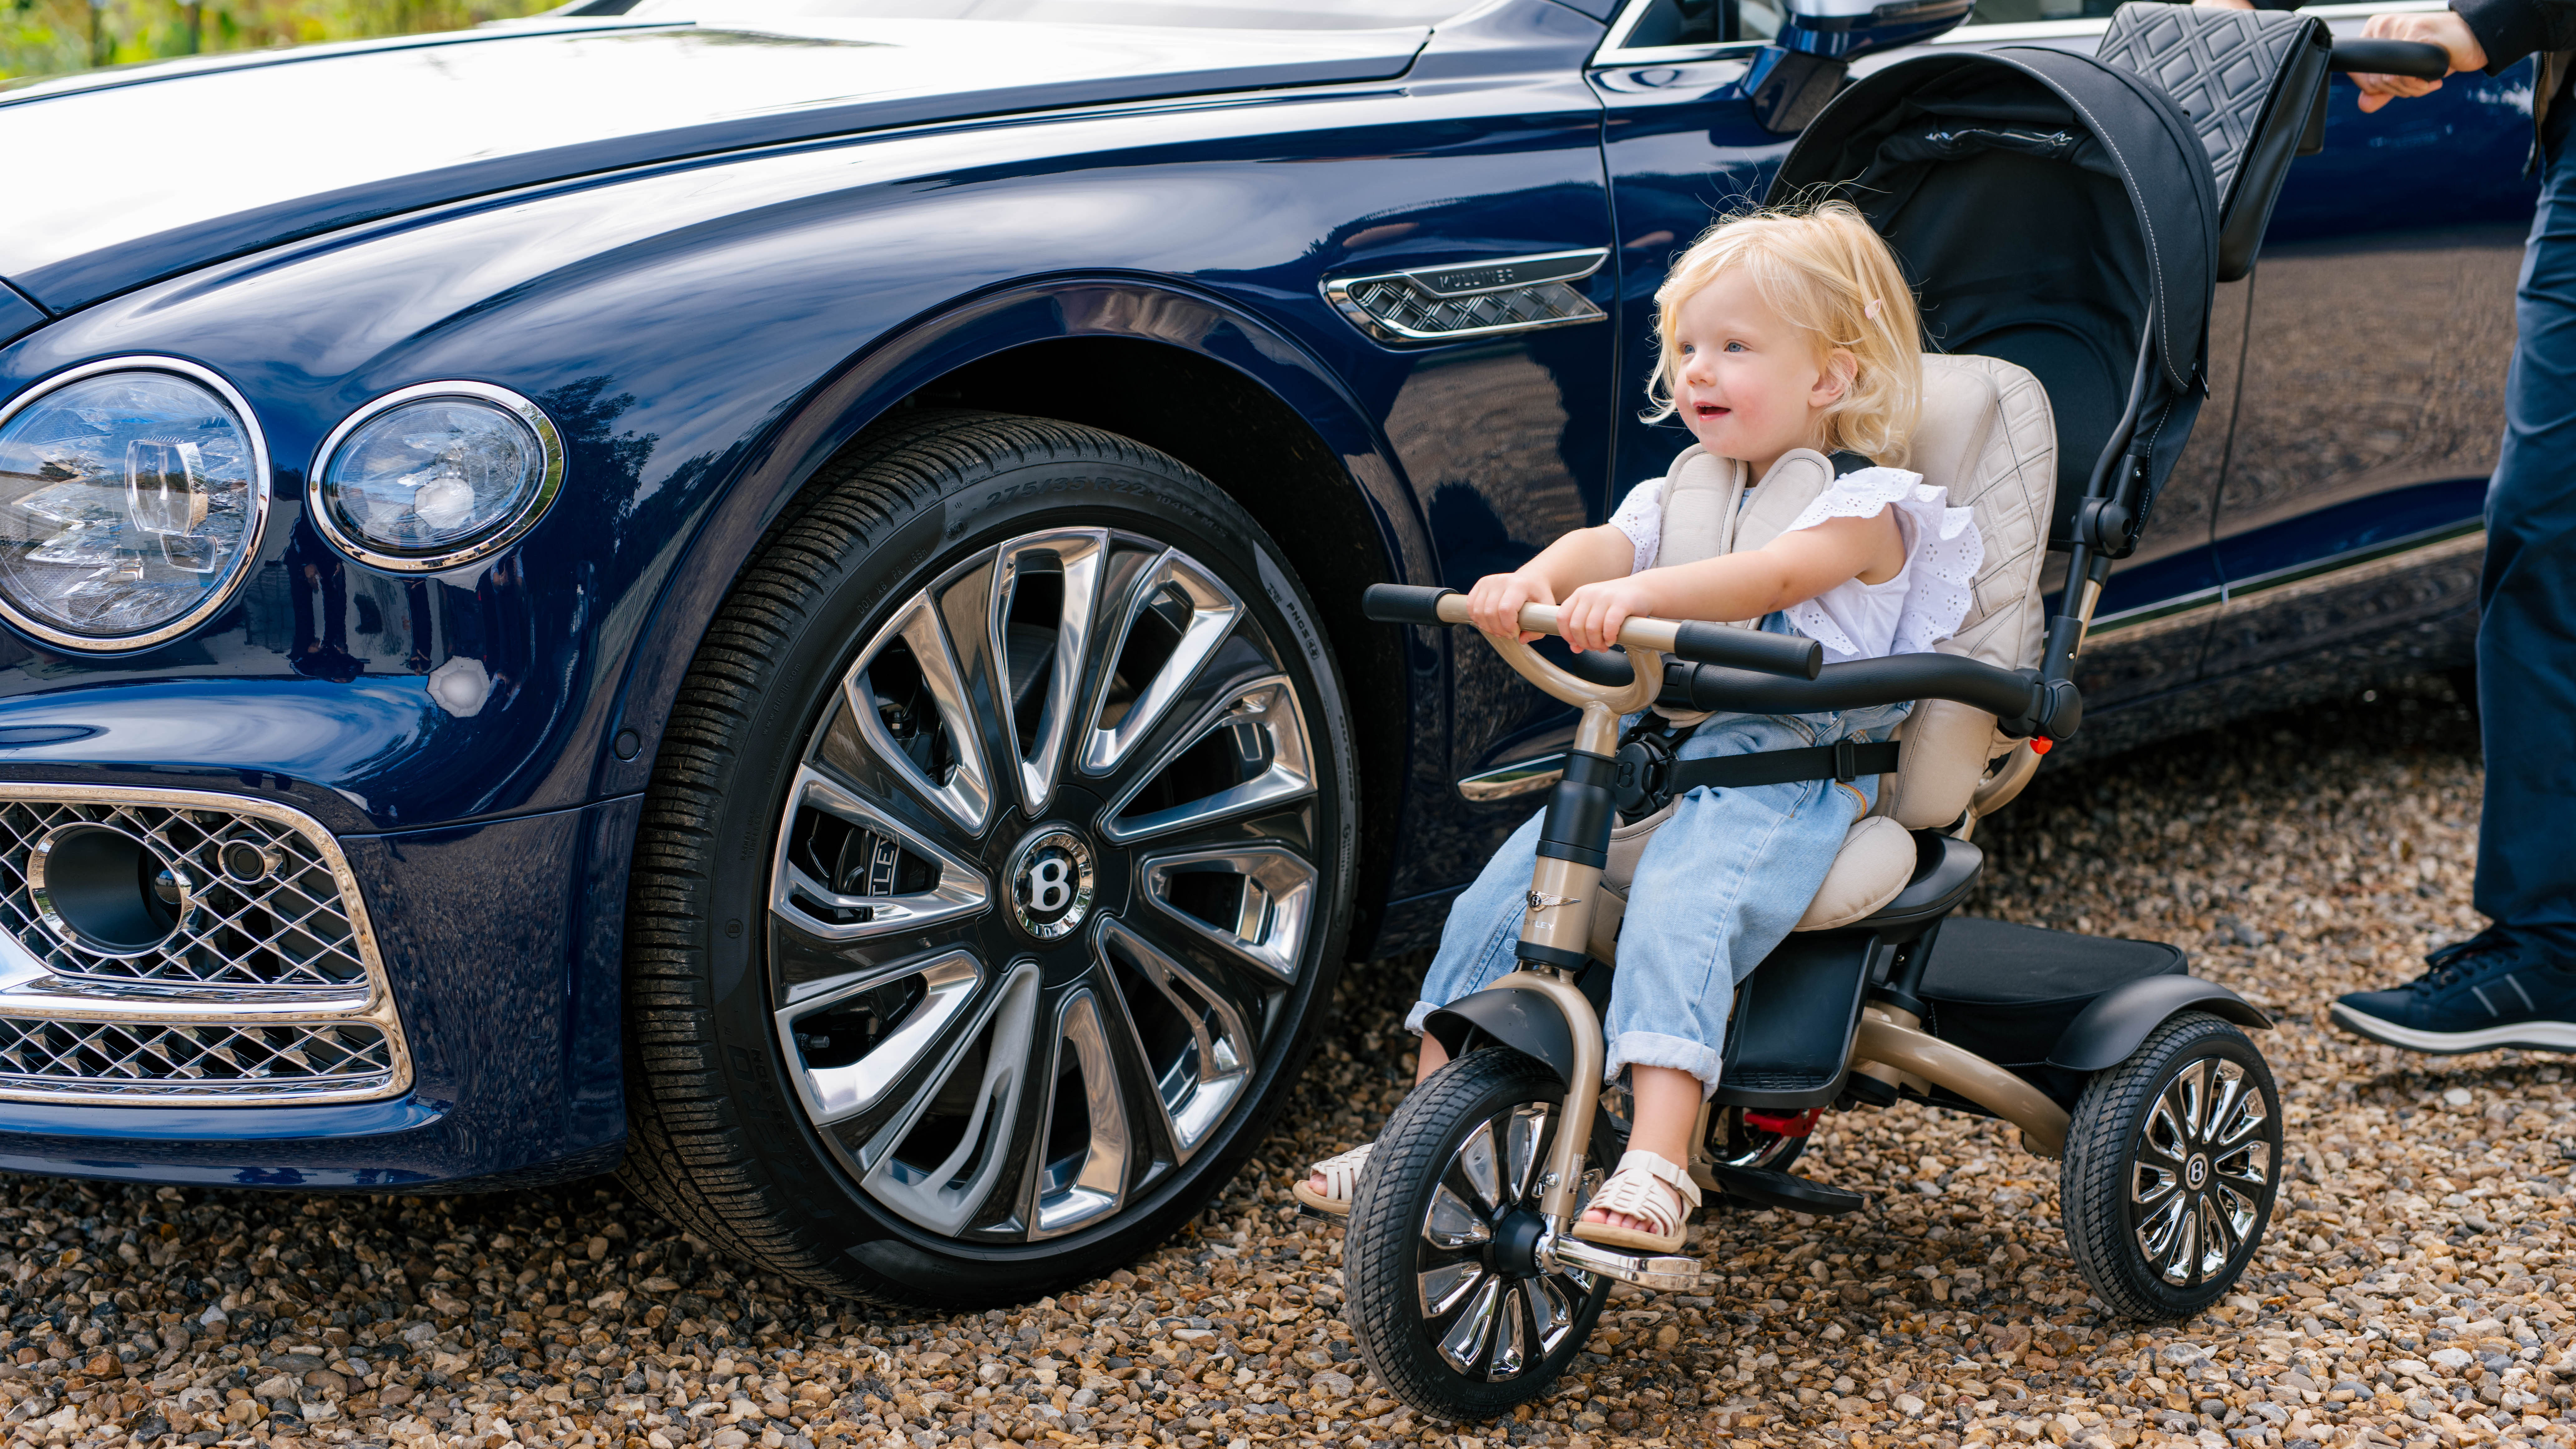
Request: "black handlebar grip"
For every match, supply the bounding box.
[1360,583,1457,626]
[2328,37,2452,78]
[1670,620,1823,680]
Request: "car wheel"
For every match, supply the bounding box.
[622,409,1357,1307]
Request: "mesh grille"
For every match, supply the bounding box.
[0,1017,395,1099]
[1335,276,1604,339]
[0,798,367,990]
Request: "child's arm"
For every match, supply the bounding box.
[1464,522,1639,643]
[1554,508,1906,652]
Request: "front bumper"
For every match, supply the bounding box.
[0,793,637,1189]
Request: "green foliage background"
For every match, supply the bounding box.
[2,0,554,83]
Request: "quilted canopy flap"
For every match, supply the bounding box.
[1770,47,2219,555]
[2096,2,2330,221]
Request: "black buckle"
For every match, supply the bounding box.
[1832,738,1859,783]
[1612,731,1675,822]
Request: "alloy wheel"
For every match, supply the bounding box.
[768,527,1321,1244]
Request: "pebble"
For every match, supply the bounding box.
[0,677,2569,1449]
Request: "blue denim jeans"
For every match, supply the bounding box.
[2478,134,2576,959]
[1411,698,1910,1097]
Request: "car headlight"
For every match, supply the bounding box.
[0,359,272,651]
[311,381,564,570]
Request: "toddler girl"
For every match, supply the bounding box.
[1298,201,1981,1253]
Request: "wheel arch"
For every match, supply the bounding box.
[605,275,1434,947]
[2046,977,2274,1074]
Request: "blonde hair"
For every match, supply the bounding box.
[1644,200,1922,467]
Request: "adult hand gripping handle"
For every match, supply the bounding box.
[1359,583,1823,680]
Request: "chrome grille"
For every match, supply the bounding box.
[0,784,406,1106]
[0,798,365,989]
[0,1017,395,1099]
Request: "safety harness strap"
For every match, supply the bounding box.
[1612,728,1901,821]
[1671,739,1902,791]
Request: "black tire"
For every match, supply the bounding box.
[2059,1011,2281,1320]
[622,410,1358,1308]
[1344,1048,1613,1422]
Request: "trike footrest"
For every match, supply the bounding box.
[1707,1164,1870,1216]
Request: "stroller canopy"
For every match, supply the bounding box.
[1769,48,2219,549]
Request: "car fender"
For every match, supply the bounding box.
[1422,986,1579,1086]
[597,271,1431,798]
[2045,975,2274,1073]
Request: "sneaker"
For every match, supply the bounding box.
[2330,929,2576,1054]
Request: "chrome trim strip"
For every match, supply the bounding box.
[0,357,275,654]
[2087,519,2484,642]
[1457,753,1569,803]
[0,783,408,1106]
[1323,249,1610,346]
[307,379,566,573]
[1593,0,1768,63]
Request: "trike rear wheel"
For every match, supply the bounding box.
[2059,1011,2280,1320]
[1343,1047,1612,1422]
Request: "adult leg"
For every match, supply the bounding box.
[2478,144,2576,958]
[2333,140,2576,1051]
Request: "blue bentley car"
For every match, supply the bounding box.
[0,0,2531,1303]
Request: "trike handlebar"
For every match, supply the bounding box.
[2327,37,2452,79]
[1359,583,1823,681]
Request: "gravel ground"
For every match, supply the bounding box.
[3,675,2572,1449]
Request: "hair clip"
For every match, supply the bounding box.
[1864,297,1885,320]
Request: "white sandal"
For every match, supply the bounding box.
[1571,1149,1701,1253]
[1294,1143,1373,1217]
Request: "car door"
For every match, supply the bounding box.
[1589,0,1796,495]
[1432,0,1788,809]
[2200,7,2535,699]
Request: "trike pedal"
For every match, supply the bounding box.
[1542,1235,1704,1293]
[1707,1163,1870,1216]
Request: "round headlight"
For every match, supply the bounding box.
[312,382,564,570]
[0,359,271,651]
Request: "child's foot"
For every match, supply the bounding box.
[1294,1143,1373,1217]
[1571,1149,1700,1254]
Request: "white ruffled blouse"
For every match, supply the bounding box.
[1606,465,1983,664]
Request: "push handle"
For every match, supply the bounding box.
[1359,583,1821,680]
[2328,37,2452,78]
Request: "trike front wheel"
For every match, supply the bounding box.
[1343,1047,1612,1422]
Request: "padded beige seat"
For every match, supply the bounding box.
[1793,353,2055,930]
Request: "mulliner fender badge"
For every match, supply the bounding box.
[1322,248,1611,346]
[305,379,566,573]
[0,356,274,654]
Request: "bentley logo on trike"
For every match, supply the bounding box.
[1009,827,1095,941]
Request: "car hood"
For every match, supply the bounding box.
[0,17,1428,314]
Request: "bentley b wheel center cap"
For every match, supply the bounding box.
[1009,827,1096,941]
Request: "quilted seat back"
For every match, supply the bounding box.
[1865,353,2055,832]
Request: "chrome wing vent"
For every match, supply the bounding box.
[1323,249,1609,345]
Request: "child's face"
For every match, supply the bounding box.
[1669,269,1855,475]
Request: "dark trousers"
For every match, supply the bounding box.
[2479,125,2576,959]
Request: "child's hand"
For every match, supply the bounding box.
[1467,570,1555,643]
[1557,575,1661,654]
